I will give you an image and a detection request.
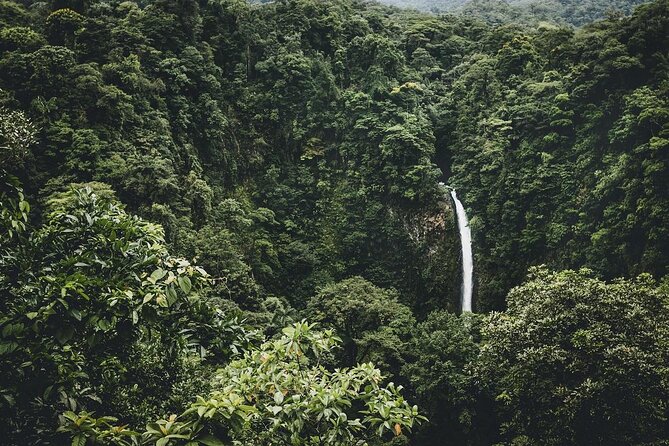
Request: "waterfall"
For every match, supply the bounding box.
[450,189,474,313]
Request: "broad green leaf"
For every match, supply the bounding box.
[71,434,85,446]
[150,268,167,282]
[178,276,192,294]
[198,434,226,446]
[274,391,284,405]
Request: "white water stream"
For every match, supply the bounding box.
[450,189,473,313]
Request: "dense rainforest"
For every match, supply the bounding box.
[1,0,669,444]
[376,0,651,26]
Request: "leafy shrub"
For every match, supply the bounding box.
[60,321,426,446]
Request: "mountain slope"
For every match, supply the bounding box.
[376,0,652,25]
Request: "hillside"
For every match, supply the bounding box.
[1,0,669,445]
[377,0,652,25]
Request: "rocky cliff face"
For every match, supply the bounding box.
[399,197,462,316]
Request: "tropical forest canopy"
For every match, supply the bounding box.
[0,0,668,445]
[376,0,652,26]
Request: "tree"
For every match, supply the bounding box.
[0,26,45,53]
[0,185,243,443]
[45,8,84,47]
[477,267,669,445]
[0,105,35,269]
[306,277,415,377]
[402,311,493,445]
[0,104,36,171]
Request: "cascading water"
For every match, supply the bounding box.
[450,189,474,313]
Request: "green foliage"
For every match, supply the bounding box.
[0,186,245,443]
[0,0,29,28]
[477,267,669,445]
[307,277,415,376]
[184,197,279,310]
[378,0,651,27]
[46,8,84,46]
[60,321,425,445]
[0,26,45,52]
[58,411,140,446]
[402,311,487,445]
[212,321,424,445]
[0,104,36,170]
[0,104,34,261]
[442,0,669,309]
[1,0,668,444]
[0,0,461,319]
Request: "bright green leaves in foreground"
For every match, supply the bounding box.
[0,105,34,241]
[0,185,247,443]
[59,321,425,446]
[2,181,424,445]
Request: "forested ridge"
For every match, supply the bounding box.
[376,0,652,27]
[1,0,669,445]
